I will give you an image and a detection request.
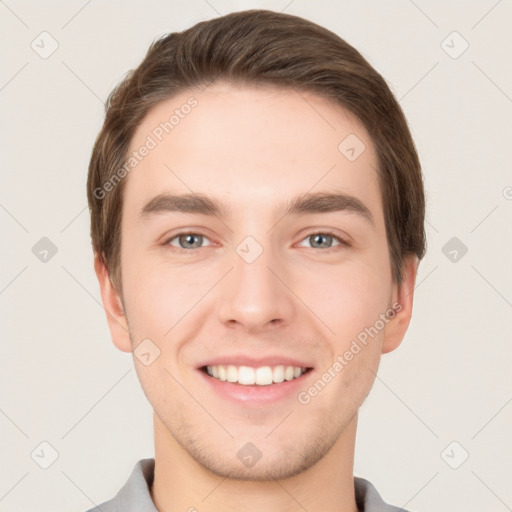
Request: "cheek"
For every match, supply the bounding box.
[121,242,200,331]
[314,278,386,409]
[305,261,392,342]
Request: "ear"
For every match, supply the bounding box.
[94,253,132,353]
[381,255,419,354]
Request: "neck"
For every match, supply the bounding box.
[150,412,359,512]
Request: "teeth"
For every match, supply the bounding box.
[239,366,256,385]
[273,365,285,383]
[284,366,294,381]
[205,365,307,386]
[226,365,238,383]
[255,366,273,385]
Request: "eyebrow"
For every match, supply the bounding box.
[139,191,374,224]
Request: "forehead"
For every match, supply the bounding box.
[124,82,382,223]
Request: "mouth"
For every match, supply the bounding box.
[200,364,312,386]
[196,356,315,405]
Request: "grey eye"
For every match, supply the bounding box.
[300,233,343,249]
[168,233,211,250]
[179,234,203,249]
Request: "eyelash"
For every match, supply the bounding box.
[162,230,350,254]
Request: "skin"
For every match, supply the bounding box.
[95,81,418,512]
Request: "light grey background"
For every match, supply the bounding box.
[1,1,511,511]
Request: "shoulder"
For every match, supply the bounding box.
[81,459,156,512]
[354,477,415,512]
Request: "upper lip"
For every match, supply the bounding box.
[197,356,314,369]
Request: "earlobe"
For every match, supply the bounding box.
[381,255,419,354]
[93,253,132,353]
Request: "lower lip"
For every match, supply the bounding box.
[198,368,313,406]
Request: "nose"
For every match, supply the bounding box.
[217,238,296,333]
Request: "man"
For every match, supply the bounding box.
[87,8,425,512]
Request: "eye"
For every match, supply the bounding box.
[165,232,212,251]
[163,230,349,253]
[297,231,349,250]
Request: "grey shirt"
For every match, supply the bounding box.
[85,458,411,512]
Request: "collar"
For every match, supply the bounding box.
[89,458,409,512]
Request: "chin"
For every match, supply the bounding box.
[193,447,325,481]
[177,423,341,482]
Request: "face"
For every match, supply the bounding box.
[96,82,416,480]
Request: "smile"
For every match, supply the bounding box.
[203,365,310,386]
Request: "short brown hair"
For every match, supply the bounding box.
[87,9,426,290]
